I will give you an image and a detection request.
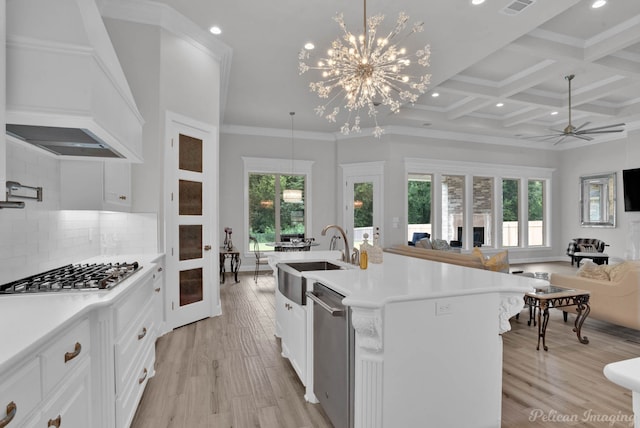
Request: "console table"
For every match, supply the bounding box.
[524,285,590,351]
[220,247,241,283]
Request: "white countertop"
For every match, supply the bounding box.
[604,357,640,392]
[276,251,541,308]
[0,253,164,371]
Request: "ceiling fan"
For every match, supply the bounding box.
[528,74,625,145]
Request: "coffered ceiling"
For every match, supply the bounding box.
[156,0,640,147]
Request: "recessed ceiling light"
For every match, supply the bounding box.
[551,111,559,115]
[431,92,439,97]
[304,42,315,50]
[592,0,606,8]
[471,0,485,5]
[209,26,222,35]
[496,102,504,107]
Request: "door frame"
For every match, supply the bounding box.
[164,111,220,331]
[340,161,385,247]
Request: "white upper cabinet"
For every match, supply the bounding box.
[60,160,131,212]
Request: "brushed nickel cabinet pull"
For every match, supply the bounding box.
[154,288,161,293]
[138,368,148,384]
[138,327,147,341]
[157,267,163,272]
[119,195,127,200]
[64,342,82,363]
[0,402,16,428]
[47,415,61,427]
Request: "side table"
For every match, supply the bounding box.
[220,246,241,283]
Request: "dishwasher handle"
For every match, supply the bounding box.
[306,291,345,316]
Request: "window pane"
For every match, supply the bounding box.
[249,174,276,245]
[441,175,464,242]
[407,174,432,242]
[473,177,493,247]
[528,180,544,246]
[502,179,520,247]
[353,181,373,247]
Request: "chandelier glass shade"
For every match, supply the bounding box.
[299,0,431,138]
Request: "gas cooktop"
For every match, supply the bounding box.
[0,262,141,294]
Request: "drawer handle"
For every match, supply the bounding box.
[119,195,127,200]
[64,342,82,363]
[138,368,148,385]
[157,267,163,272]
[0,402,16,428]
[154,287,161,293]
[47,415,61,427]
[138,327,148,341]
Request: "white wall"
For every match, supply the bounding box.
[0,141,157,284]
[219,131,337,268]
[559,131,640,261]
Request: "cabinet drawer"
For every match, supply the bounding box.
[39,359,91,428]
[116,344,155,428]
[41,318,91,395]
[114,302,155,394]
[114,272,153,334]
[0,358,41,427]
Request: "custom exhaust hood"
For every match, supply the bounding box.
[5,0,144,161]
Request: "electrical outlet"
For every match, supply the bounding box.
[436,300,453,316]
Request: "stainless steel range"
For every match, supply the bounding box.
[0,262,141,294]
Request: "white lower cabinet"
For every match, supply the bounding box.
[35,359,92,428]
[275,289,307,385]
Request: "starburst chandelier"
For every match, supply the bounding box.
[298,0,431,138]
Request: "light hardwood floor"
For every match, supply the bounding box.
[132,264,639,428]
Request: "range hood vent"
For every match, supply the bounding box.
[6,125,124,158]
[6,0,144,161]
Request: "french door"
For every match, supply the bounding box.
[166,112,219,330]
[341,162,384,248]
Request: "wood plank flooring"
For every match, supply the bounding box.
[132,264,640,427]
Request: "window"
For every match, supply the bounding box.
[528,179,544,246]
[441,175,464,243]
[502,179,520,247]
[407,174,432,242]
[472,177,493,247]
[405,158,552,250]
[248,173,305,247]
[243,157,314,253]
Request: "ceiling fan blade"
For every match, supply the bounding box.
[572,134,593,141]
[579,123,626,133]
[553,136,569,146]
[522,133,563,140]
[574,122,591,132]
[579,129,625,134]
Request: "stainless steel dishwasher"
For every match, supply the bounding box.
[306,282,354,428]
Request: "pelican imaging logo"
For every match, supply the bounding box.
[529,408,634,426]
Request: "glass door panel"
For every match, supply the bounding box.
[180,268,203,306]
[441,175,464,243]
[353,181,374,247]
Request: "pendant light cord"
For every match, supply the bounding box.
[290,112,295,174]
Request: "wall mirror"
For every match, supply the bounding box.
[580,172,616,227]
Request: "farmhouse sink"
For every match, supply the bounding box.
[277,261,344,305]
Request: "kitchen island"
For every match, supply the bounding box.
[270,251,542,428]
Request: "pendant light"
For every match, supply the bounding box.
[283,112,303,203]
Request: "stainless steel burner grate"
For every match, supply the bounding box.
[0,262,141,294]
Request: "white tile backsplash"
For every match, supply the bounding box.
[0,142,159,284]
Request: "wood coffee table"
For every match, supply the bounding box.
[523,285,590,351]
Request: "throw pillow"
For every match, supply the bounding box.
[415,238,432,249]
[472,247,510,273]
[577,261,610,280]
[431,239,451,251]
[578,244,597,253]
[606,261,633,282]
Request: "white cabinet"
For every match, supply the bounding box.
[152,259,165,337]
[0,317,92,428]
[113,272,156,428]
[275,289,307,385]
[60,160,131,211]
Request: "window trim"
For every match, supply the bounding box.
[243,157,314,256]
[404,158,554,250]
